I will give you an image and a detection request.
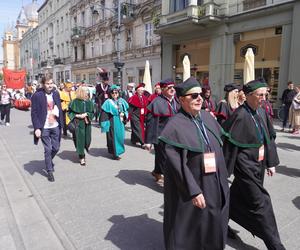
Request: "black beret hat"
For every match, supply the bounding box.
[223,83,239,92]
[243,78,268,94]
[175,77,201,97]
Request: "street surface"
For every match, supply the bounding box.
[0,109,299,250]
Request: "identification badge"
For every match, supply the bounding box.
[141,108,145,115]
[203,152,217,173]
[104,93,108,99]
[258,145,264,161]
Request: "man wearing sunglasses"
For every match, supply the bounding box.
[144,79,180,185]
[158,77,229,250]
[222,79,285,249]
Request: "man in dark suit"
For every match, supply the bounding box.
[31,77,63,182]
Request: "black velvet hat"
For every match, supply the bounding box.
[243,78,268,94]
[160,78,175,88]
[175,77,201,97]
[223,83,239,92]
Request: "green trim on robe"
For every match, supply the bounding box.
[68,98,94,155]
[101,98,129,157]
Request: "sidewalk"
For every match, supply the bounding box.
[0,109,299,250]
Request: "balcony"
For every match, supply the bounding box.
[54,58,64,65]
[40,61,47,67]
[71,26,86,40]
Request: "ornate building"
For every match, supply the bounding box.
[2,0,39,71]
[70,0,161,89]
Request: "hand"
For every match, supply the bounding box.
[144,144,152,151]
[35,129,41,138]
[267,167,276,177]
[192,194,206,209]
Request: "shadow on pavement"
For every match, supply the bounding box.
[88,147,112,160]
[24,160,48,178]
[227,235,260,250]
[105,214,163,250]
[292,196,300,209]
[123,138,142,149]
[276,142,300,151]
[276,165,300,178]
[116,169,163,193]
[57,150,80,163]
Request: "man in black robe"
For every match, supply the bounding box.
[144,79,180,184]
[222,79,285,250]
[159,77,229,250]
[95,73,111,121]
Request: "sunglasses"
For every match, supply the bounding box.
[165,86,174,90]
[184,93,202,99]
[112,91,119,94]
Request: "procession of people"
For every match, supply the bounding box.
[1,66,293,250]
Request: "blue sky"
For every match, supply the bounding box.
[0,0,43,61]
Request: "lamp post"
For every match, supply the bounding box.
[91,0,132,90]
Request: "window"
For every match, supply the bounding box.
[89,73,96,84]
[74,46,78,61]
[65,13,69,30]
[57,45,60,57]
[101,0,106,20]
[81,11,85,27]
[61,17,64,32]
[170,0,188,12]
[61,43,64,58]
[145,23,153,47]
[75,74,81,83]
[99,38,104,55]
[66,41,69,57]
[56,20,59,34]
[65,70,70,81]
[82,44,85,60]
[91,42,94,58]
[126,28,132,50]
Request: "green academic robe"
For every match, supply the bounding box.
[68,98,94,156]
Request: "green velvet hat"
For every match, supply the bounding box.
[243,78,268,94]
[175,77,201,97]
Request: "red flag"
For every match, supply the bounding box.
[3,68,26,89]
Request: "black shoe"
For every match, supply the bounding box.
[227,226,238,240]
[47,172,55,182]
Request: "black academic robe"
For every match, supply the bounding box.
[95,83,110,108]
[128,94,148,145]
[145,95,180,145]
[216,101,235,125]
[159,110,229,250]
[222,103,285,250]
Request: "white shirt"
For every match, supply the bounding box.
[44,93,59,129]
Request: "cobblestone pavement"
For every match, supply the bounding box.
[0,109,299,250]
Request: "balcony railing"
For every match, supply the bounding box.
[40,61,47,67]
[71,26,85,39]
[54,58,64,65]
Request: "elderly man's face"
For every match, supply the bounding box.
[162,85,176,98]
[180,90,203,116]
[247,87,267,109]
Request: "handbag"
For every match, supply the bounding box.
[67,118,78,134]
[292,95,300,110]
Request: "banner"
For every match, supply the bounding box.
[3,68,26,89]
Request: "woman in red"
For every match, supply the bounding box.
[128,83,149,148]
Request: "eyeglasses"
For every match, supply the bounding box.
[112,91,119,94]
[166,86,174,90]
[184,93,202,99]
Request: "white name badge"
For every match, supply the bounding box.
[203,152,217,173]
[104,93,108,99]
[141,108,145,115]
[258,145,264,162]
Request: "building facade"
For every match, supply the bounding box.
[70,0,161,89]
[3,1,38,71]
[157,0,300,106]
[38,0,72,83]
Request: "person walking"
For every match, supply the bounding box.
[60,81,76,136]
[128,83,148,147]
[222,79,285,250]
[100,85,129,160]
[281,81,297,131]
[159,77,229,250]
[201,84,217,114]
[121,82,135,102]
[289,86,300,135]
[31,77,63,182]
[0,84,12,126]
[144,79,180,184]
[68,87,94,166]
[95,71,111,121]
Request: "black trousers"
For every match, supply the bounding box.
[0,103,11,123]
[153,143,165,174]
[282,104,291,128]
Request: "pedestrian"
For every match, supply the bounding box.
[159,77,229,250]
[222,79,285,250]
[281,81,297,132]
[144,79,180,184]
[121,82,135,102]
[201,84,217,113]
[68,86,94,166]
[237,86,246,106]
[216,83,239,125]
[95,70,111,121]
[60,81,76,136]
[0,84,12,126]
[100,85,129,160]
[261,87,274,123]
[288,86,300,135]
[148,82,161,103]
[31,77,63,182]
[128,83,148,148]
